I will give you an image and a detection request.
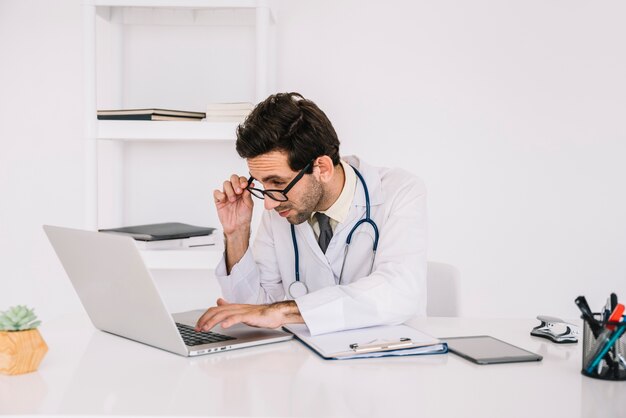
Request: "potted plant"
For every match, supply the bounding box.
[0,305,48,375]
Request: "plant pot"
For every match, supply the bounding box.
[0,329,48,375]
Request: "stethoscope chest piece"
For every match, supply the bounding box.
[288,281,308,298]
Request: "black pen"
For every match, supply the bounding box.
[575,296,601,338]
[602,297,612,324]
[610,293,618,312]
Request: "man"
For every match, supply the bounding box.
[196,92,427,336]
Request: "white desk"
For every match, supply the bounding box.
[2,314,625,417]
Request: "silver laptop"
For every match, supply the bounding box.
[43,225,293,357]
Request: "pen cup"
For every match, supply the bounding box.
[581,315,626,381]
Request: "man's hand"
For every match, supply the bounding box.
[214,174,254,236]
[195,298,304,332]
[214,174,254,272]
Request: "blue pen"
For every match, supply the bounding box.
[585,325,626,374]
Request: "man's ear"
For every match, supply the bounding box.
[314,156,336,183]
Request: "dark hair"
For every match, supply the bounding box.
[236,92,341,172]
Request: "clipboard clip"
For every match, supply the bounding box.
[349,337,413,353]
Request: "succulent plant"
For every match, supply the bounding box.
[0,305,41,331]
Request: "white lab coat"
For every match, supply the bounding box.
[215,155,427,335]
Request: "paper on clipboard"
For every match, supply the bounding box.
[284,324,448,360]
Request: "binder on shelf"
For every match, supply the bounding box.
[99,223,216,250]
[133,234,216,250]
[284,323,448,360]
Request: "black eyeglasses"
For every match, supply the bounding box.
[246,160,313,202]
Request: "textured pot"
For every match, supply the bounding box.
[0,329,48,375]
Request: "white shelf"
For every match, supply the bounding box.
[84,0,274,269]
[140,246,222,270]
[97,120,238,141]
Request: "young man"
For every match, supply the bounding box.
[196,92,427,336]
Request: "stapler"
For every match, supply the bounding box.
[530,315,579,344]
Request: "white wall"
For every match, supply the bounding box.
[1,0,625,322]
[0,0,86,319]
[272,0,626,318]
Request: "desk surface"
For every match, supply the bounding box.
[2,314,624,418]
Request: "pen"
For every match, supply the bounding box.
[617,353,626,369]
[350,338,413,353]
[602,296,613,324]
[583,305,625,373]
[610,293,618,312]
[585,325,626,374]
[606,304,625,331]
[575,296,601,338]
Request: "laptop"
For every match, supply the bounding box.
[43,225,293,357]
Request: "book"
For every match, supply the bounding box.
[98,114,204,121]
[203,115,250,123]
[204,109,252,116]
[97,108,206,121]
[204,102,253,122]
[99,222,216,241]
[284,324,448,360]
[205,102,254,111]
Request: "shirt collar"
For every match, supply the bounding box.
[313,159,357,225]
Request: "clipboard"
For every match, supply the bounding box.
[284,324,448,360]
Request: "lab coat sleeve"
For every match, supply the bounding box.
[215,210,286,304]
[295,176,427,336]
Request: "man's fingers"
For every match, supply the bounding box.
[222,179,236,202]
[213,189,226,204]
[200,312,228,331]
[200,309,247,332]
[223,173,251,202]
[196,303,290,332]
[230,175,250,194]
[230,174,243,194]
[196,305,249,331]
[242,187,254,206]
[195,307,216,330]
[195,305,226,330]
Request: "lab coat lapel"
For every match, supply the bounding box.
[333,202,365,238]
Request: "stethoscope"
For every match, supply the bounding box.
[288,166,380,298]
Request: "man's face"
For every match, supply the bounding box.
[247,151,323,225]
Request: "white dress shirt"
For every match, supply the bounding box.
[308,159,357,240]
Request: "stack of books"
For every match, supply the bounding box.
[204,102,254,123]
[97,108,206,121]
[99,222,217,250]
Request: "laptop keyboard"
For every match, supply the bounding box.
[176,323,236,347]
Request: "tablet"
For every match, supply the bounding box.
[441,335,543,365]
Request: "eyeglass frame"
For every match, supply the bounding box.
[246,160,314,202]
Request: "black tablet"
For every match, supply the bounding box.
[441,335,543,365]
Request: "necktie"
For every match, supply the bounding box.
[315,212,333,253]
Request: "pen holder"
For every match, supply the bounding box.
[581,315,626,381]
